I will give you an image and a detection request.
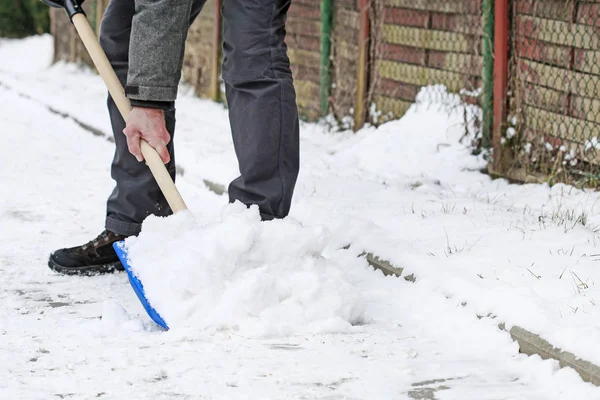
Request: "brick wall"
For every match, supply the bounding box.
[510,0,600,168]
[372,0,483,121]
[182,0,218,99]
[50,0,485,126]
[331,0,359,122]
[286,0,322,121]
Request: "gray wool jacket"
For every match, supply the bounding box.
[124,0,193,105]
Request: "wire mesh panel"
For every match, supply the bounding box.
[182,0,218,99]
[371,0,483,124]
[331,0,359,125]
[505,0,600,185]
[287,0,322,121]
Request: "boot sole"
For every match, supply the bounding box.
[47,258,124,276]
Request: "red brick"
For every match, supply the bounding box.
[431,13,452,31]
[286,19,320,38]
[383,7,429,28]
[430,13,482,34]
[287,34,321,52]
[466,0,481,14]
[516,36,571,68]
[291,64,321,82]
[516,15,536,38]
[379,43,426,65]
[450,0,481,15]
[430,13,458,32]
[572,49,600,75]
[516,0,534,15]
[517,0,574,21]
[425,51,481,75]
[518,58,540,83]
[577,3,600,27]
[376,79,420,101]
[427,51,446,69]
[289,3,321,20]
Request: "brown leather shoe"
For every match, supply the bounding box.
[48,230,128,275]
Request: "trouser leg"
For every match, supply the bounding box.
[99,0,206,236]
[222,0,300,220]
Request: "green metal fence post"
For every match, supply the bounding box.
[320,0,333,116]
[482,0,494,149]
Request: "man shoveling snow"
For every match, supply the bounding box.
[48,0,300,275]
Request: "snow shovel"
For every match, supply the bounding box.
[43,0,181,329]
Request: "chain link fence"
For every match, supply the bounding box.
[370,0,484,127]
[44,0,600,189]
[287,0,322,121]
[50,0,487,128]
[331,0,359,126]
[182,0,219,100]
[502,0,600,186]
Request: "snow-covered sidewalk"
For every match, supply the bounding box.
[2,35,600,399]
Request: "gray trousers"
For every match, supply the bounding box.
[99,0,300,236]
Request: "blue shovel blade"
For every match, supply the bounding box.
[113,241,169,330]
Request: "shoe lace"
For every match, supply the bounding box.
[81,230,111,251]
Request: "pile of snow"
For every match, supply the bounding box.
[123,202,374,336]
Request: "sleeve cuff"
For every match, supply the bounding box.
[125,84,178,103]
[129,99,174,110]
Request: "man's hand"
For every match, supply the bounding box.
[123,107,171,164]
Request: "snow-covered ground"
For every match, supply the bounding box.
[2,34,600,399]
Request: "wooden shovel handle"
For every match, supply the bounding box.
[71,13,188,213]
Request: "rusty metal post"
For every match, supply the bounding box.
[482,0,494,148]
[493,0,509,170]
[354,0,370,131]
